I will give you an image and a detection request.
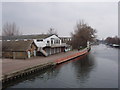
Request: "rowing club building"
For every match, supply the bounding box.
[2,34,69,59]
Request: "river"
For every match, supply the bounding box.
[5,44,118,88]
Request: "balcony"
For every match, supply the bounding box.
[46,43,51,46]
[46,43,62,47]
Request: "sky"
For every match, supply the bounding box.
[0,2,1,35]
[2,2,118,39]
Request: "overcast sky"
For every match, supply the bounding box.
[2,2,118,39]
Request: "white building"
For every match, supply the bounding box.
[34,34,62,48]
[33,34,65,56]
[2,34,67,56]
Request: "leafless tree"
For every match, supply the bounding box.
[2,22,22,36]
[105,36,120,45]
[47,28,58,36]
[71,20,96,49]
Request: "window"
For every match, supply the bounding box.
[54,39,60,44]
[51,38,54,44]
[37,39,43,42]
[47,41,49,43]
[57,40,60,44]
[51,40,53,44]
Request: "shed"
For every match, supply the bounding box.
[2,40,37,59]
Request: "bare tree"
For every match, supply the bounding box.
[105,36,120,45]
[71,20,96,49]
[47,28,58,36]
[2,22,22,36]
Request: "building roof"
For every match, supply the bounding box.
[2,40,34,52]
[59,37,71,39]
[2,34,53,40]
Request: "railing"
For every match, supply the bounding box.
[37,47,48,56]
[46,43,62,46]
[46,43,51,46]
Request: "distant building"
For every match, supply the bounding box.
[60,37,71,44]
[2,40,37,59]
[2,34,69,57]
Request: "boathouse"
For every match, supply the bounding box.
[2,34,69,57]
[34,34,67,56]
[2,40,37,59]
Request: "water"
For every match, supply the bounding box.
[5,44,118,88]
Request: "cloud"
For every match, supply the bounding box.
[2,2,118,39]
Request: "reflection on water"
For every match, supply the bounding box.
[5,44,118,88]
[72,54,95,83]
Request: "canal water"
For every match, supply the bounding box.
[5,44,118,88]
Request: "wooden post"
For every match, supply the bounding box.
[27,51,31,58]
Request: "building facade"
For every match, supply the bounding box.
[2,34,68,57]
[60,37,71,44]
[2,40,37,59]
[33,34,65,56]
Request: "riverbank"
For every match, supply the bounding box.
[2,44,118,88]
[2,48,89,88]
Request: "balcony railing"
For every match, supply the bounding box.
[46,43,62,46]
[46,43,51,46]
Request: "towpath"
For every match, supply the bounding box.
[2,50,79,75]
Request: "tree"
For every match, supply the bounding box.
[105,36,120,45]
[2,22,22,36]
[47,28,58,36]
[71,20,96,49]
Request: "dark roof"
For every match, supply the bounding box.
[2,40,34,52]
[2,34,53,40]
